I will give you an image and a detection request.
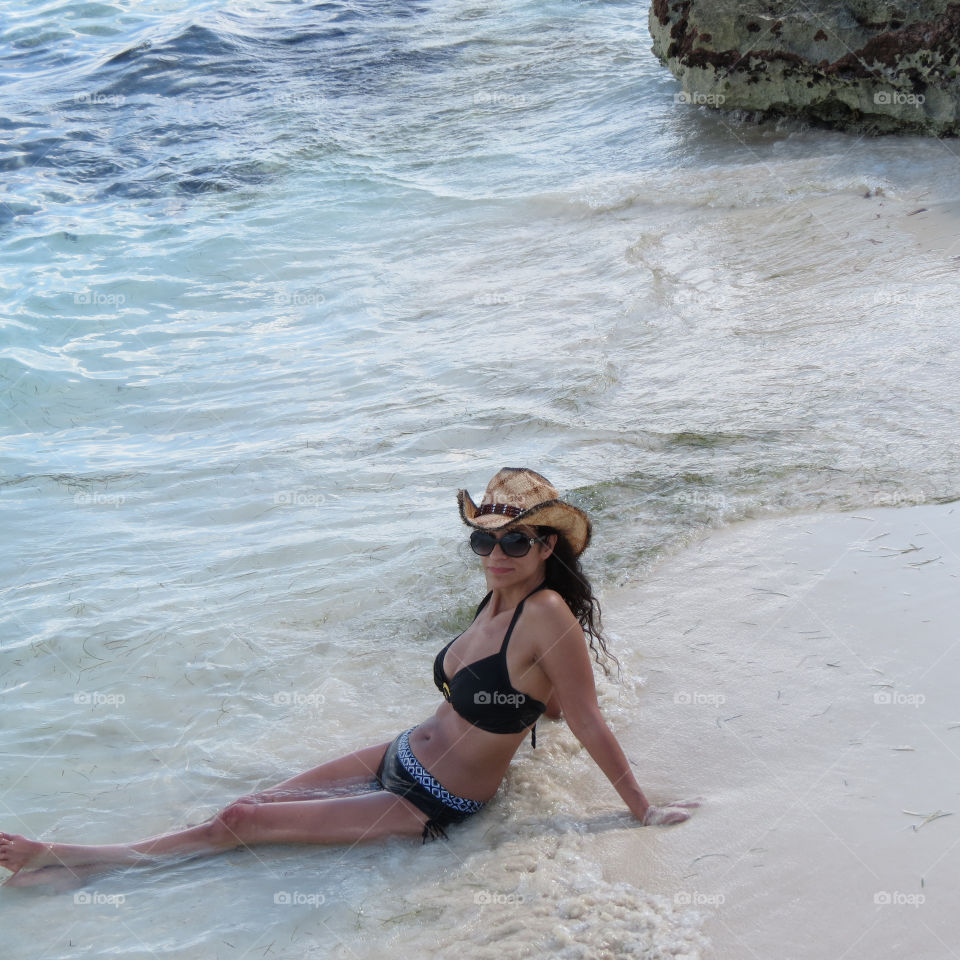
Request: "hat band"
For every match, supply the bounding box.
[476,503,523,518]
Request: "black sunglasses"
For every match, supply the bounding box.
[469,529,541,558]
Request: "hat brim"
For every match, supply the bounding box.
[458,489,592,556]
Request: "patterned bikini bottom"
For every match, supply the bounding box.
[376,726,485,841]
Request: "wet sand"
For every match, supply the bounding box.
[594,502,960,959]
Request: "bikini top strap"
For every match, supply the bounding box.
[473,591,492,620]
[499,581,548,654]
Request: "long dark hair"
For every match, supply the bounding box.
[537,526,619,678]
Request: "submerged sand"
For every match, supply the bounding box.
[592,501,960,959]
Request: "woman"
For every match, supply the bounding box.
[0,467,697,886]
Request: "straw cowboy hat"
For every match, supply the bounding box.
[458,467,592,556]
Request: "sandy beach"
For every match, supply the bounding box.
[895,198,960,259]
[587,501,960,959]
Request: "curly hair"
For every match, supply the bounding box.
[536,526,619,677]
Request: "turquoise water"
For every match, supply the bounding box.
[2,1,959,956]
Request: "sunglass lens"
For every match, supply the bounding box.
[469,531,497,556]
[499,532,533,557]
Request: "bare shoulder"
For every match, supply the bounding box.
[524,589,582,639]
[526,587,572,616]
[524,589,594,687]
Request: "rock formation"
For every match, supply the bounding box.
[650,0,960,135]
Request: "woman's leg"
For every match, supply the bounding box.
[1,789,427,885]
[0,738,398,879]
[1,820,228,875]
[236,740,392,803]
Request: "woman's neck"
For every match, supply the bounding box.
[484,573,546,616]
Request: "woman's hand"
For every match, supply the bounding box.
[640,798,702,826]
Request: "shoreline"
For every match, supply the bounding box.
[590,501,959,959]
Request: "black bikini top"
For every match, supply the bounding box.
[433,582,548,746]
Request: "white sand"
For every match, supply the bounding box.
[894,199,960,259]
[594,502,960,959]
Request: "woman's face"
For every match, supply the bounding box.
[475,524,556,584]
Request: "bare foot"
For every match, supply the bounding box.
[0,832,60,875]
[2,863,104,892]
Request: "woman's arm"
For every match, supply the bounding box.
[531,593,697,825]
[543,690,563,720]
[563,704,650,819]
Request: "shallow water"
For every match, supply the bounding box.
[2,0,959,957]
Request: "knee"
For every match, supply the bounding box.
[208,800,258,846]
